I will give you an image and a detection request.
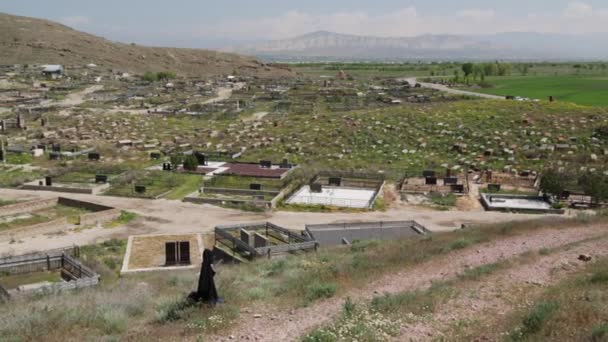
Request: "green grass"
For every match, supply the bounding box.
[0,271,62,289]
[465,75,608,106]
[106,171,200,199]
[104,211,137,229]
[164,174,203,200]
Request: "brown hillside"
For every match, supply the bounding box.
[0,12,293,78]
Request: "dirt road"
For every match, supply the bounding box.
[0,188,551,255]
[402,77,505,100]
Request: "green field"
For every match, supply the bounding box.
[463,75,608,106]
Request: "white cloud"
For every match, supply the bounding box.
[456,9,496,20]
[60,15,91,27]
[564,2,593,17]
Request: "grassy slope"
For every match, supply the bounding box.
[1,216,606,341]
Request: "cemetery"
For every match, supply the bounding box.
[305,220,429,247]
[120,233,208,274]
[22,174,111,195]
[214,222,316,263]
[104,170,203,199]
[285,172,385,209]
[0,197,121,240]
[479,193,564,214]
[0,246,99,300]
[399,169,469,197]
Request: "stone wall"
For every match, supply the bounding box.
[79,209,121,226]
[0,198,58,217]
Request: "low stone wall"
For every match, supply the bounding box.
[184,196,272,208]
[79,209,121,226]
[0,217,69,241]
[0,198,58,217]
[57,197,114,212]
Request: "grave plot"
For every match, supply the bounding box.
[399,169,469,198]
[104,171,203,199]
[0,166,43,188]
[285,172,385,209]
[305,221,429,247]
[120,233,208,274]
[480,193,564,214]
[22,172,112,195]
[0,247,100,300]
[214,222,316,263]
[477,170,539,191]
[0,197,121,240]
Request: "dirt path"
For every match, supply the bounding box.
[56,85,104,107]
[395,234,608,340]
[214,224,607,341]
[403,77,505,100]
[0,188,551,255]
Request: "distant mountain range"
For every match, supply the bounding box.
[225,31,608,61]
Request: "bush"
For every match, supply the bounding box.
[590,270,608,284]
[449,238,473,250]
[306,282,337,302]
[591,323,608,342]
[183,155,199,171]
[513,301,559,339]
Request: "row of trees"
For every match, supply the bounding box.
[458,62,512,83]
[540,169,608,204]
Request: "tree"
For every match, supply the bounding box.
[183,154,199,171]
[170,154,184,167]
[539,169,566,198]
[579,173,608,204]
[462,63,474,79]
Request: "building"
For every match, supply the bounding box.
[42,65,65,79]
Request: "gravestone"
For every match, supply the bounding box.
[260,160,272,169]
[280,158,291,169]
[250,183,262,191]
[165,242,177,266]
[311,183,323,193]
[194,152,207,166]
[49,152,60,160]
[95,175,108,183]
[444,177,458,185]
[254,233,268,248]
[88,152,100,161]
[423,170,436,178]
[240,229,253,246]
[451,184,465,193]
[150,152,161,160]
[425,177,437,185]
[45,176,52,186]
[561,190,571,199]
[165,241,191,266]
[0,149,4,162]
[488,184,501,192]
[135,185,146,194]
[328,177,342,186]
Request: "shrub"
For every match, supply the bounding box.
[183,155,199,171]
[591,323,608,342]
[513,301,559,339]
[449,238,473,250]
[590,270,608,284]
[306,282,337,302]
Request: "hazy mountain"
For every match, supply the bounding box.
[0,12,293,78]
[226,31,608,61]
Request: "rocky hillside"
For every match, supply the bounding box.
[0,12,293,78]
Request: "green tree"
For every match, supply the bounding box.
[540,169,566,198]
[579,173,608,204]
[143,72,159,82]
[462,63,474,78]
[183,154,199,171]
[170,154,184,167]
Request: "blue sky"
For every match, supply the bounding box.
[2,0,608,47]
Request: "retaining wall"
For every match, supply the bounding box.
[0,198,58,217]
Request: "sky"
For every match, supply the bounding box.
[2,0,608,48]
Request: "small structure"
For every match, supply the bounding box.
[305,221,429,247]
[41,65,65,79]
[480,193,563,214]
[214,222,316,263]
[0,247,99,300]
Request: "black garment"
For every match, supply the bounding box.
[194,249,218,303]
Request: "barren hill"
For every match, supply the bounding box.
[0,12,293,78]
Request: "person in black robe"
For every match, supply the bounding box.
[189,249,218,304]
